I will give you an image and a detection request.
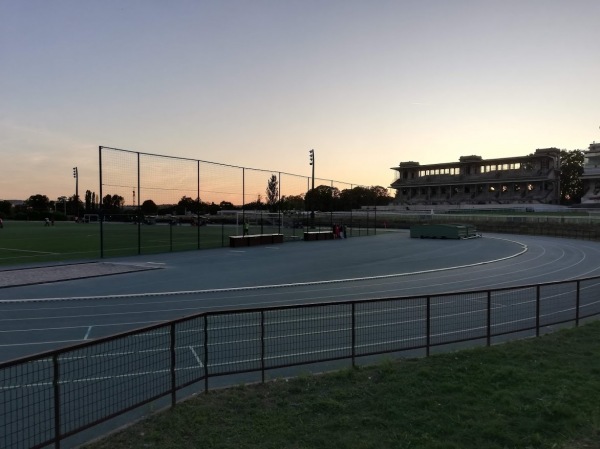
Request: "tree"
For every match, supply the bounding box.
[57,196,68,215]
[64,195,83,215]
[305,185,340,212]
[26,194,50,212]
[176,196,198,215]
[141,199,158,215]
[244,194,264,210]
[102,194,124,211]
[370,186,394,206]
[85,190,93,212]
[560,149,584,204]
[207,202,220,215]
[0,200,12,217]
[82,190,99,212]
[265,174,279,212]
[280,194,305,211]
[219,201,235,210]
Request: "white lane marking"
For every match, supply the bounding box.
[0,248,59,255]
[0,238,528,303]
[0,339,86,348]
[1,366,203,390]
[189,346,204,367]
[84,326,92,340]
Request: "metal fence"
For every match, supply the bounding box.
[2,275,600,449]
[99,146,378,257]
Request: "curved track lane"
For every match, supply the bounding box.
[1,232,600,362]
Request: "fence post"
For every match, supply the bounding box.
[351,302,356,368]
[170,220,173,252]
[137,152,141,255]
[261,310,265,383]
[278,172,282,235]
[170,323,176,408]
[330,180,334,228]
[197,160,201,250]
[576,280,581,327]
[374,207,377,235]
[486,290,491,346]
[426,297,431,357]
[536,285,541,337]
[204,315,209,394]
[53,353,61,449]
[98,146,104,259]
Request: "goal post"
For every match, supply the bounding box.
[83,214,99,223]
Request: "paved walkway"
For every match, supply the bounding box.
[0,262,161,288]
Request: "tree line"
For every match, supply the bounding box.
[0,178,394,221]
[0,149,587,220]
[0,191,126,221]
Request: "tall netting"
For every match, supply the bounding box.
[332,180,353,236]
[141,155,199,253]
[280,172,310,239]
[100,148,140,257]
[199,162,243,247]
[99,146,370,257]
[242,168,281,235]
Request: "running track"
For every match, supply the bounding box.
[1,230,600,364]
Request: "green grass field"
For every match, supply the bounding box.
[0,220,312,267]
[0,221,102,265]
[0,221,232,266]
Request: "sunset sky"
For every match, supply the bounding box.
[1,0,599,203]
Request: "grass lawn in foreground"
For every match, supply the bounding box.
[86,320,600,449]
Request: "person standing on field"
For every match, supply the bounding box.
[244,221,249,236]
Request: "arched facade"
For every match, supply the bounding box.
[581,142,600,205]
[390,149,561,206]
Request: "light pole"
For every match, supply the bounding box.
[73,167,79,219]
[309,149,315,227]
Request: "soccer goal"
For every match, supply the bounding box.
[234,211,285,234]
[83,214,100,223]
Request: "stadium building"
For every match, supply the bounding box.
[390,148,561,207]
[580,141,600,205]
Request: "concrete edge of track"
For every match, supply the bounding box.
[0,263,162,289]
[0,236,528,304]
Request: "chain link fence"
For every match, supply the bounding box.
[2,275,600,449]
[99,146,378,257]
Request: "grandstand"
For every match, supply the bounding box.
[390,149,561,207]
